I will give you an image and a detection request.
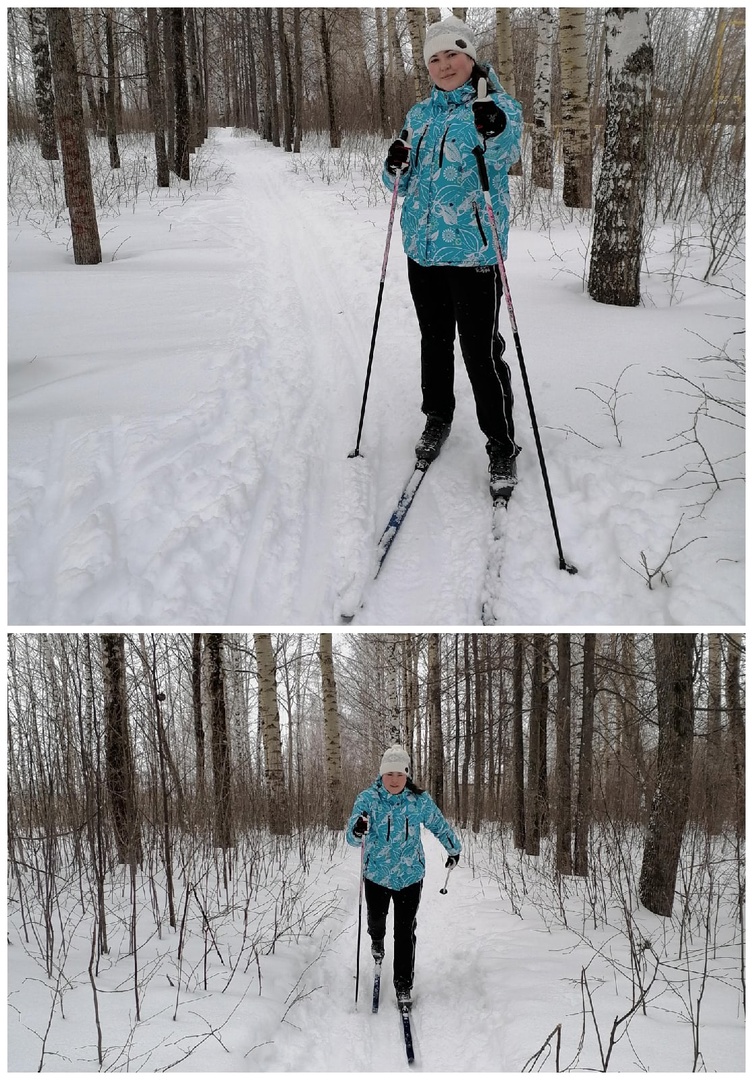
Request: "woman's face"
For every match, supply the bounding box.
[428,50,474,91]
[383,771,408,795]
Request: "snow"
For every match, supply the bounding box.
[8,825,744,1072]
[8,129,744,625]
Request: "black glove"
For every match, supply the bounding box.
[472,99,506,139]
[386,139,410,175]
[353,815,369,839]
[445,854,460,869]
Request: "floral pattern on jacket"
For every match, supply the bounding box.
[347,777,462,891]
[382,67,522,267]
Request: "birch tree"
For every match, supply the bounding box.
[254,633,289,834]
[588,8,653,306]
[28,8,58,160]
[560,7,592,207]
[319,633,343,829]
[532,8,554,190]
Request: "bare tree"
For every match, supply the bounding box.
[145,9,170,187]
[639,634,696,917]
[205,633,233,849]
[319,10,340,148]
[427,633,444,809]
[170,8,190,179]
[100,634,141,866]
[574,634,596,876]
[512,636,526,849]
[555,634,573,873]
[46,7,101,264]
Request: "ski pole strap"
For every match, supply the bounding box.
[472,145,490,193]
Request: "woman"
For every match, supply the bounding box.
[383,16,524,498]
[346,744,461,1007]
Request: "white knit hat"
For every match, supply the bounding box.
[424,15,478,66]
[379,744,411,776]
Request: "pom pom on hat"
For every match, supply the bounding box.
[379,744,411,776]
[423,15,478,66]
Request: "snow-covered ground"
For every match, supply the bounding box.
[8,130,744,625]
[8,826,744,1072]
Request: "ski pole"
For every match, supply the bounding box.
[439,867,453,894]
[348,131,410,460]
[355,817,367,1003]
[472,82,577,575]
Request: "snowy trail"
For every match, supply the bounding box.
[8,131,744,624]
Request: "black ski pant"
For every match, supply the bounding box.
[407,258,518,458]
[364,877,423,991]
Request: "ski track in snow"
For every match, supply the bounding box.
[8,131,744,625]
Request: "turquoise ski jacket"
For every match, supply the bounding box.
[382,67,522,267]
[347,777,462,891]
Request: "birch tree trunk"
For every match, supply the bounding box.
[319,633,343,829]
[406,9,429,103]
[639,634,695,917]
[532,8,554,190]
[495,5,521,176]
[560,7,592,207]
[254,633,289,834]
[588,8,653,306]
[28,8,58,160]
[47,8,101,265]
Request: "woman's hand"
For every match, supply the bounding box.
[472,99,507,138]
[445,853,460,868]
[386,139,410,174]
[353,814,369,838]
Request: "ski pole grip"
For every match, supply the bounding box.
[472,145,490,192]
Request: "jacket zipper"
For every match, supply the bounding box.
[473,202,488,247]
[438,128,449,167]
[387,815,391,841]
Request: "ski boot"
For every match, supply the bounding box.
[395,983,413,1011]
[487,439,518,503]
[415,414,451,465]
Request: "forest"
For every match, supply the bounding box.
[7,633,746,1070]
[8,6,745,284]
